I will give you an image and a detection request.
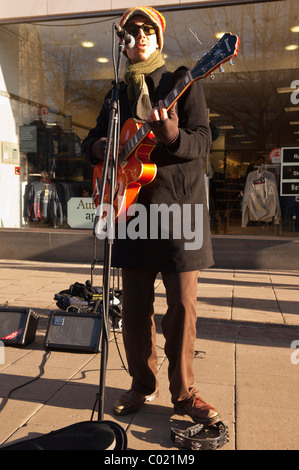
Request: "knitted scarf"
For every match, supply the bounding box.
[123,50,165,121]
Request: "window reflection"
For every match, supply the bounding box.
[0,1,298,234]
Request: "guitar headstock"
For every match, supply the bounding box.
[191,32,240,80]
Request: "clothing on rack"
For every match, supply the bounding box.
[23,180,92,226]
[23,180,63,225]
[26,120,56,173]
[25,120,84,179]
[241,168,281,227]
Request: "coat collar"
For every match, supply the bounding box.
[145,64,168,89]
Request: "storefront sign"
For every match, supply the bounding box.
[0,1,243,23]
[280,147,299,196]
[67,197,96,229]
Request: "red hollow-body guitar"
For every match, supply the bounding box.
[93,32,240,221]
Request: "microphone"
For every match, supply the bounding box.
[114,24,135,49]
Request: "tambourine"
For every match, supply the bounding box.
[170,421,229,451]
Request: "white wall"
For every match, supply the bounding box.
[0,0,227,22]
[0,31,21,228]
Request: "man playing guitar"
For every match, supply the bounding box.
[82,6,221,426]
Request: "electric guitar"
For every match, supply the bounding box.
[92,32,240,221]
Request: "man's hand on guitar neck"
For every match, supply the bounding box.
[91,137,107,163]
[148,100,180,149]
[90,98,179,164]
[91,137,124,164]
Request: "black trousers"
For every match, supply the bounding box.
[121,268,199,403]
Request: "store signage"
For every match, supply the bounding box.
[19,125,37,153]
[280,147,299,196]
[1,142,20,164]
[67,197,96,229]
[269,147,281,163]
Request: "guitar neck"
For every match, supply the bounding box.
[119,71,194,165]
[162,71,193,111]
[119,120,151,165]
[119,32,240,165]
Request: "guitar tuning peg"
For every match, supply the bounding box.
[218,65,225,72]
[210,73,215,80]
[229,58,235,66]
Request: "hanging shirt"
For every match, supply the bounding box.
[242,169,281,227]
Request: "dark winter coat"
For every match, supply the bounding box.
[82,65,214,272]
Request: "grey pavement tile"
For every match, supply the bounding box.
[236,404,299,450]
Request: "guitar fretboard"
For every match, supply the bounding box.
[162,71,193,110]
[119,71,193,165]
[119,120,151,165]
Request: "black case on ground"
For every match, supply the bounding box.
[0,420,127,450]
[0,307,39,347]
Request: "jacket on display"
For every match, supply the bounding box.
[24,181,63,225]
[82,65,214,272]
[24,180,93,226]
[241,169,281,227]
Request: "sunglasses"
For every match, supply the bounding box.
[125,23,157,37]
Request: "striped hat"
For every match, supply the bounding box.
[119,6,166,51]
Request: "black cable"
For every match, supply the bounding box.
[0,350,51,413]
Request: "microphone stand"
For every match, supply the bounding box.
[93,33,125,422]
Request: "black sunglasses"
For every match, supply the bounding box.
[125,23,157,37]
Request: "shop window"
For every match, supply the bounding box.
[0,0,298,236]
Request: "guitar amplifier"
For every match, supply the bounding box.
[0,307,39,347]
[44,311,109,353]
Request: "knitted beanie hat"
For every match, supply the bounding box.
[119,6,166,51]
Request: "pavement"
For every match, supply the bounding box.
[0,259,299,451]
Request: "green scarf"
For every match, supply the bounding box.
[124,50,165,121]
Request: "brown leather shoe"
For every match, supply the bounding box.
[174,395,221,425]
[113,388,159,415]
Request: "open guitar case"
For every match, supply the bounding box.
[0,421,127,451]
[0,29,128,452]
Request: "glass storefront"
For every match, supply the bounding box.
[0,0,298,236]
